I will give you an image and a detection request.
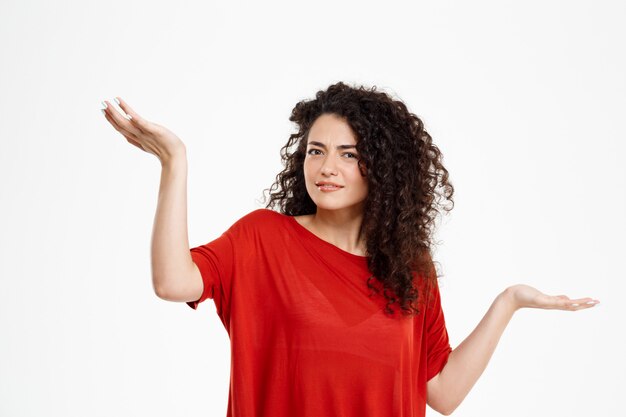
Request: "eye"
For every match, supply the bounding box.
[307,149,322,155]
[343,152,358,159]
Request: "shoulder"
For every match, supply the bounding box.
[239,208,283,223]
[220,209,288,247]
[227,208,286,233]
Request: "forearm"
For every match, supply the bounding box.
[438,289,517,414]
[150,151,194,296]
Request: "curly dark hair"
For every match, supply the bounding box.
[262,81,455,317]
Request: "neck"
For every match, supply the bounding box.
[309,206,366,256]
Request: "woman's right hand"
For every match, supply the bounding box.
[101,96,186,166]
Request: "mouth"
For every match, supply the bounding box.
[315,181,344,191]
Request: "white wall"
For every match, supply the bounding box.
[0,0,623,415]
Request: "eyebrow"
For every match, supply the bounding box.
[307,141,357,150]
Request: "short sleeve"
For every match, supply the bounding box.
[186,230,234,313]
[424,279,453,381]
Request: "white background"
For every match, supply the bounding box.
[1,0,624,416]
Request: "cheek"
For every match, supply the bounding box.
[350,170,368,194]
[302,157,310,172]
[304,157,326,178]
[357,168,369,193]
[360,180,369,196]
[303,159,318,186]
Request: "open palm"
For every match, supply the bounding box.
[507,284,599,311]
[101,96,185,165]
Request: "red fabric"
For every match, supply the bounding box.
[187,209,452,417]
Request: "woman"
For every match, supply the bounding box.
[101,82,599,417]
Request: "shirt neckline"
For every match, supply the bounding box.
[286,214,369,262]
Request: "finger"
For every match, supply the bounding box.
[101,101,134,134]
[102,100,143,138]
[568,297,595,305]
[101,106,124,132]
[549,297,582,311]
[102,105,138,139]
[102,109,144,149]
[568,303,597,311]
[114,96,155,134]
[126,136,145,151]
[568,298,599,308]
[554,297,573,309]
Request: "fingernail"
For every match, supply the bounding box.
[101,101,108,109]
[114,97,121,105]
[586,300,599,305]
[571,303,579,307]
[127,114,133,120]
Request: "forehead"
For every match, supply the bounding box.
[307,113,357,144]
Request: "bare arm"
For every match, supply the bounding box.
[427,285,599,415]
[100,96,202,302]
[426,290,515,415]
[151,155,202,301]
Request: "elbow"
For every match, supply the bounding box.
[440,399,461,416]
[434,405,452,416]
[430,394,458,416]
[154,284,167,300]
[152,276,170,300]
[429,396,457,415]
[428,371,461,416]
[440,406,455,416]
[433,405,453,416]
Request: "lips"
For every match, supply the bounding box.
[315,181,344,190]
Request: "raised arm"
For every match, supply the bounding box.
[151,156,203,301]
[427,284,599,415]
[100,96,202,302]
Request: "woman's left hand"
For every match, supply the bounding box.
[505,284,600,311]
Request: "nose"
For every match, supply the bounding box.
[320,155,338,176]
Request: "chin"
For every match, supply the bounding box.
[310,199,365,213]
[306,186,367,213]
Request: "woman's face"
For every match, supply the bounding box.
[303,113,368,213]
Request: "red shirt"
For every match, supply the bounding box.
[187,209,452,417]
